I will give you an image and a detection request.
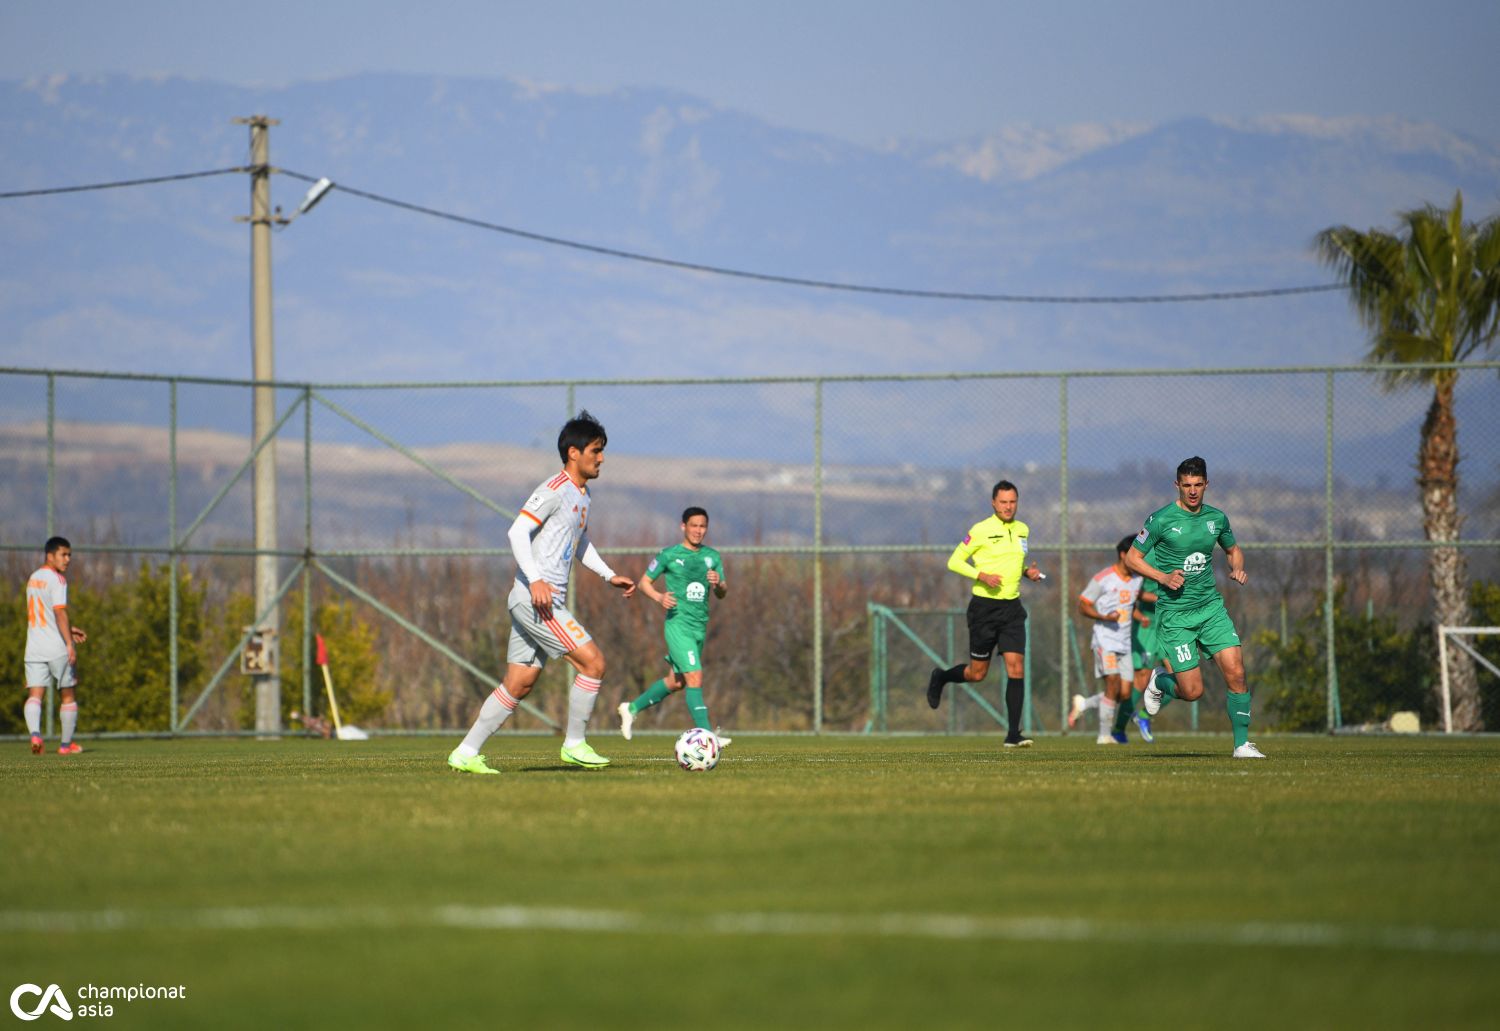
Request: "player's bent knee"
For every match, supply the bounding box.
[571,653,606,680]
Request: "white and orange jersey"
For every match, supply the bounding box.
[1079,564,1142,653]
[510,469,596,601]
[25,566,69,662]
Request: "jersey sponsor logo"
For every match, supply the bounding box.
[1170,527,1183,535]
[1183,551,1209,574]
[1207,520,1217,534]
[686,582,707,602]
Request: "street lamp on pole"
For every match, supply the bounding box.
[233,115,334,736]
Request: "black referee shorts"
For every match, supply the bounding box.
[967,596,1027,659]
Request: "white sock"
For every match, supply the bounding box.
[24,698,42,736]
[1097,698,1117,741]
[457,685,520,756]
[564,674,601,747]
[1083,693,1101,711]
[60,701,78,745]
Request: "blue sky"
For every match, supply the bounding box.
[3,0,1498,452]
[3,0,1498,146]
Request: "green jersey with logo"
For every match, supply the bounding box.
[1131,502,1236,611]
[645,543,724,632]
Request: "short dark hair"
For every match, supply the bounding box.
[557,409,607,463]
[1176,456,1208,480]
[682,506,709,524]
[1116,535,1135,557]
[991,480,1018,499]
[45,536,71,555]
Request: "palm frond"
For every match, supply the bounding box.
[1315,192,1500,389]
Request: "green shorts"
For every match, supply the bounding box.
[1156,599,1241,673]
[663,621,706,675]
[1131,621,1158,670]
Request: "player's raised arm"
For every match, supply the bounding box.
[638,568,675,609]
[948,536,1000,587]
[1126,523,1182,591]
[1224,543,1248,585]
[580,535,633,596]
[1078,589,1114,624]
[507,510,551,610]
[54,603,78,664]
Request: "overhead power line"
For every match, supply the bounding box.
[2,162,1346,304]
[279,168,1344,305]
[0,167,251,199]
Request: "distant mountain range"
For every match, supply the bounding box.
[2,73,1499,494]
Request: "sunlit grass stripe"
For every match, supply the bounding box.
[4,905,1497,956]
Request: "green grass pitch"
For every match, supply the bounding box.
[4,733,1499,1029]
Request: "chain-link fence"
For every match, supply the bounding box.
[2,363,1497,738]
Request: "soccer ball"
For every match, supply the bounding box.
[674,728,720,772]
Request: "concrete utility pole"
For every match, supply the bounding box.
[236,115,281,735]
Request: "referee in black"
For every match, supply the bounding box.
[927,480,1043,747]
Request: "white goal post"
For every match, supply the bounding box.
[1437,626,1500,734]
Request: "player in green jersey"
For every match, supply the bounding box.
[1127,580,1159,742]
[1125,456,1264,758]
[619,507,731,744]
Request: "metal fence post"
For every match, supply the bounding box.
[303,386,314,721]
[45,374,55,739]
[1325,370,1341,730]
[813,379,824,734]
[169,380,179,733]
[1058,374,1070,730]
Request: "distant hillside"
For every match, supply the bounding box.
[7,419,1492,562]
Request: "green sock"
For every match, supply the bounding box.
[1132,686,1144,711]
[1154,669,1178,709]
[628,679,673,715]
[1112,696,1135,735]
[1226,691,1252,748]
[684,687,712,730]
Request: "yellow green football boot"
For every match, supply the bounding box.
[559,741,610,769]
[447,749,500,775]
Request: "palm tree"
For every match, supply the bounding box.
[1315,191,1500,731]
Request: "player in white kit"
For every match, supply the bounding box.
[23,537,88,755]
[448,411,636,773]
[1068,536,1143,744]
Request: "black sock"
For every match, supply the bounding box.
[1005,678,1025,736]
[943,664,967,684]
